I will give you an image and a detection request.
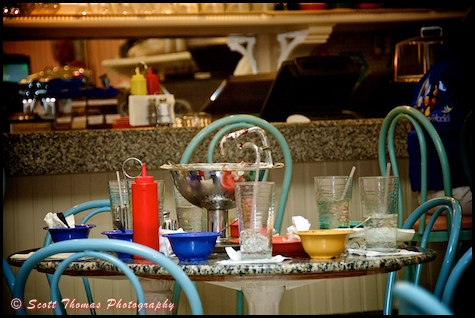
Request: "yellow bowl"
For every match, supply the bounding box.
[295,229,355,259]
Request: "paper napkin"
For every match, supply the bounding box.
[159,227,184,257]
[286,216,311,240]
[44,212,76,228]
[216,247,291,265]
[10,252,81,261]
[347,248,422,257]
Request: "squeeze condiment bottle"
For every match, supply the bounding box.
[132,162,159,254]
[130,67,147,96]
[146,67,160,95]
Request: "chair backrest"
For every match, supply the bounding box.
[441,247,472,307]
[460,111,472,191]
[3,256,15,297]
[383,196,462,314]
[393,281,454,315]
[179,114,293,235]
[177,114,292,315]
[12,238,203,315]
[378,105,452,231]
[42,199,111,315]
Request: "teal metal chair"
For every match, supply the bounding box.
[378,105,471,242]
[3,168,16,298]
[393,247,471,315]
[12,239,203,315]
[43,199,111,315]
[440,247,472,309]
[174,114,293,315]
[393,281,454,315]
[383,196,462,315]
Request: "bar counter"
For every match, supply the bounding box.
[2,118,408,176]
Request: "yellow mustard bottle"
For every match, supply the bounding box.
[130,67,147,96]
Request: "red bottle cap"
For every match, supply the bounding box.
[135,163,154,184]
[146,67,160,95]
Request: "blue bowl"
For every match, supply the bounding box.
[44,224,96,243]
[101,229,133,258]
[163,232,220,262]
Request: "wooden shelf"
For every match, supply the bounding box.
[3,8,465,40]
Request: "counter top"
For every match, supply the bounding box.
[2,119,408,176]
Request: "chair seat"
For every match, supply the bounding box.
[412,215,472,231]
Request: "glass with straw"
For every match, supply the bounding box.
[235,142,275,260]
[108,171,131,231]
[314,166,356,229]
[359,164,399,252]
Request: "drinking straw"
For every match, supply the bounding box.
[341,166,356,201]
[116,170,124,208]
[383,162,391,213]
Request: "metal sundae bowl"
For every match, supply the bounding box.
[161,162,283,242]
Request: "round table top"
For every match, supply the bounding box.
[8,247,436,282]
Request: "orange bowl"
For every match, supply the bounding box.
[272,236,308,258]
[295,229,354,259]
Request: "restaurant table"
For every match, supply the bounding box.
[8,248,436,315]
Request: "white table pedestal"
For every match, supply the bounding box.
[140,279,173,315]
[208,279,323,315]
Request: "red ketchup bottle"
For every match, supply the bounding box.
[146,67,160,95]
[132,162,159,255]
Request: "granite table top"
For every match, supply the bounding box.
[2,119,409,176]
[9,247,435,282]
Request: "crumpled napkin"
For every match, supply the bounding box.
[347,248,422,257]
[159,227,184,257]
[10,252,80,261]
[286,216,311,240]
[44,212,75,228]
[216,247,291,265]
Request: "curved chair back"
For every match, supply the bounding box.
[175,114,292,315]
[383,196,462,314]
[43,199,111,314]
[393,281,454,315]
[12,239,203,315]
[3,256,15,296]
[180,114,293,234]
[3,169,15,297]
[378,105,452,230]
[441,247,472,307]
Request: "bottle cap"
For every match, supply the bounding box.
[146,67,160,95]
[134,163,154,184]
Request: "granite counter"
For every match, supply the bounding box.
[2,118,408,176]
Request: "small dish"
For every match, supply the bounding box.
[101,229,133,258]
[296,229,354,259]
[44,224,96,243]
[163,232,220,262]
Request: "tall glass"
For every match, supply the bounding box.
[359,176,399,252]
[235,181,275,261]
[314,176,353,229]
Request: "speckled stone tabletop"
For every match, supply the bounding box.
[2,119,408,176]
[8,247,435,281]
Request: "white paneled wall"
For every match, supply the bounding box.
[4,159,439,315]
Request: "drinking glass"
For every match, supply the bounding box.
[235,181,275,260]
